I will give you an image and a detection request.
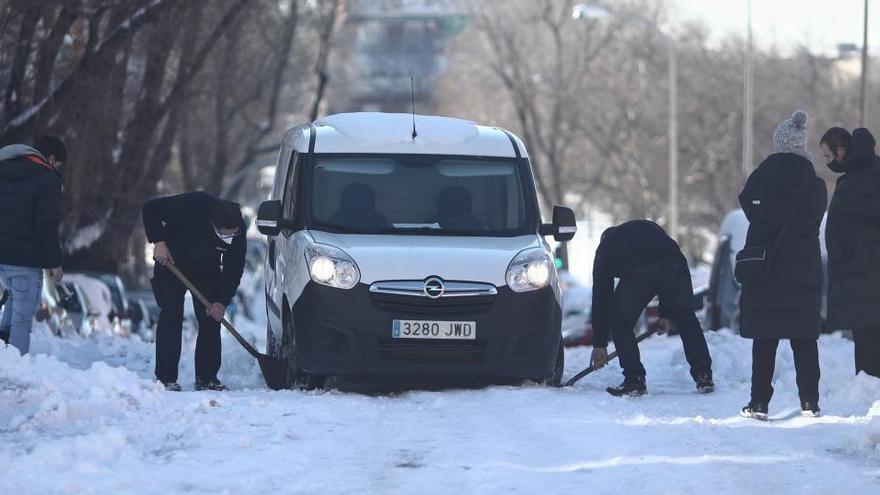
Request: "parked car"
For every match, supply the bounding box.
[61,281,99,337]
[36,273,76,337]
[256,112,577,388]
[559,272,593,347]
[127,296,156,342]
[64,274,122,335]
[705,209,830,332]
[82,272,132,335]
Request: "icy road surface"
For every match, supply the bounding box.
[2,318,879,494]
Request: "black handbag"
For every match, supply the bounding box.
[734,205,796,284]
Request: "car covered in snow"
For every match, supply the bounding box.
[64,274,123,336]
[256,112,577,388]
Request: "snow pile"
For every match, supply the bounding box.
[317,112,480,146]
[866,401,880,453]
[3,309,879,493]
[0,344,163,435]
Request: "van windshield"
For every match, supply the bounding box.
[309,155,531,236]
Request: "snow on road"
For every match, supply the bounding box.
[2,319,879,494]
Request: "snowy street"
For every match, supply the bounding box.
[2,314,878,494]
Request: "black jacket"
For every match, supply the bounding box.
[826,128,880,330]
[738,152,827,339]
[591,220,686,346]
[142,192,246,305]
[0,144,63,268]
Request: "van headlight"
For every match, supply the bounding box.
[305,243,360,289]
[506,248,553,293]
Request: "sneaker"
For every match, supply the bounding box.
[162,381,182,392]
[800,400,820,418]
[694,372,715,394]
[740,402,768,421]
[607,377,647,397]
[195,378,227,392]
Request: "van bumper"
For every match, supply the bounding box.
[291,282,561,383]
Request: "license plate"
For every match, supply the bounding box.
[392,320,476,340]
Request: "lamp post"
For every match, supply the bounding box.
[743,0,754,175]
[573,4,679,240]
[860,0,869,127]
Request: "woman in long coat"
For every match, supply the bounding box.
[738,110,827,420]
[822,127,880,378]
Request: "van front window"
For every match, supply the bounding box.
[309,156,531,236]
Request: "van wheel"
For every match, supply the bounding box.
[543,340,565,387]
[281,314,324,390]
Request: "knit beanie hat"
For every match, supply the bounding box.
[773,110,812,161]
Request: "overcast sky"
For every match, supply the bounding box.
[672,0,878,54]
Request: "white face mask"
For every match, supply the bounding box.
[213,226,238,245]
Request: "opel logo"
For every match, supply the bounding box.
[423,277,445,299]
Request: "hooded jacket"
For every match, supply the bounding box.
[0,144,63,268]
[737,152,827,339]
[825,128,880,330]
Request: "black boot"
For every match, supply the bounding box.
[0,325,9,344]
[162,381,182,392]
[800,400,820,418]
[693,371,715,394]
[195,377,227,391]
[740,402,768,421]
[607,377,647,397]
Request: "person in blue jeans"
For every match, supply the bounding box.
[0,136,67,355]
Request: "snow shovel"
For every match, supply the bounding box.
[163,262,286,390]
[562,327,658,387]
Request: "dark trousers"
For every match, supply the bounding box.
[750,338,819,404]
[610,257,712,381]
[853,327,880,378]
[151,265,222,383]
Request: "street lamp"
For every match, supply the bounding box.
[573,4,679,240]
[860,0,869,127]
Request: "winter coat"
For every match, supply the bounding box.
[142,192,246,306]
[591,220,687,346]
[826,128,880,330]
[0,144,63,268]
[738,153,827,339]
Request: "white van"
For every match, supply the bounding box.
[255,113,577,388]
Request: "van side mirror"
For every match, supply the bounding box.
[256,200,283,236]
[540,205,577,242]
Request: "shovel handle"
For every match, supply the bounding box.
[162,262,261,359]
[563,327,658,387]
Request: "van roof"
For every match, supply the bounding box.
[282,112,529,158]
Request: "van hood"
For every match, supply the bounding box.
[308,230,544,286]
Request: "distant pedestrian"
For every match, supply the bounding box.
[590,220,714,397]
[738,111,827,420]
[142,192,246,391]
[822,126,880,379]
[0,136,67,355]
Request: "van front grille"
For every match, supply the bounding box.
[370,292,495,315]
[378,339,487,363]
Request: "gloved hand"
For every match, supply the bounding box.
[656,318,674,335]
[591,347,609,368]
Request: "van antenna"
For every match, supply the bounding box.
[410,76,418,140]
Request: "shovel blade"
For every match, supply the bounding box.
[256,354,286,391]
